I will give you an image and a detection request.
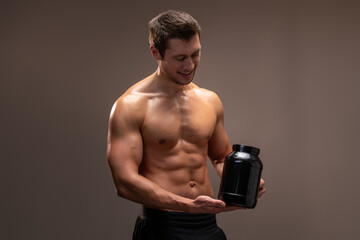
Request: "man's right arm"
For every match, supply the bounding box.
[106,95,226,213]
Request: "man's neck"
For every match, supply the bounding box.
[151,68,193,97]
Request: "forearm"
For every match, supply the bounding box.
[212,160,224,178]
[115,173,193,212]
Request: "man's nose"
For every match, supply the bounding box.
[183,58,194,71]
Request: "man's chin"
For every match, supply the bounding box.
[175,78,193,85]
[176,73,195,85]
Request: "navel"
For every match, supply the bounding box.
[189,181,196,188]
[158,139,166,144]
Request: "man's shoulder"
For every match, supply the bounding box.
[115,78,153,107]
[109,81,151,126]
[192,86,222,104]
[117,91,148,107]
[190,86,224,116]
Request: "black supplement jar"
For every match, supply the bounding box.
[218,144,263,208]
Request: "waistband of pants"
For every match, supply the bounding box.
[140,207,217,227]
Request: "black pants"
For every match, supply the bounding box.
[132,207,227,240]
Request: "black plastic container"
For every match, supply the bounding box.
[218,144,263,208]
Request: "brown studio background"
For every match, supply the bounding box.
[1,0,360,239]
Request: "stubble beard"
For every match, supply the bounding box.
[174,70,196,85]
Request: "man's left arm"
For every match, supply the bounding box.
[207,93,232,177]
[207,92,266,199]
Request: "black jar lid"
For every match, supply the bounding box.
[232,144,260,156]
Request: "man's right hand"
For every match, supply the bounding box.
[190,195,227,214]
[191,195,247,214]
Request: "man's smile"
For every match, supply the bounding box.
[178,71,193,76]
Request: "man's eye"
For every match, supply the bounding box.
[192,53,199,57]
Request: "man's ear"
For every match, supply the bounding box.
[150,45,162,60]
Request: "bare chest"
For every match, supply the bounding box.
[141,95,217,148]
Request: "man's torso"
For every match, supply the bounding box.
[122,76,219,199]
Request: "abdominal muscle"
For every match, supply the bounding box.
[139,145,215,200]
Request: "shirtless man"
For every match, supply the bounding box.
[107,10,266,240]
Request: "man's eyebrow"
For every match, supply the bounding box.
[174,54,187,57]
[174,49,201,58]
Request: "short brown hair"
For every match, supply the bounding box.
[148,10,201,58]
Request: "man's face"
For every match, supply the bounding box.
[159,34,201,85]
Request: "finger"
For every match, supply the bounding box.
[206,200,226,209]
[260,178,265,188]
[213,200,226,208]
[202,198,226,207]
[219,205,246,213]
[196,197,226,208]
[257,187,266,198]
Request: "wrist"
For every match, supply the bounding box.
[177,197,195,213]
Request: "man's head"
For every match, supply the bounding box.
[148,10,201,58]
